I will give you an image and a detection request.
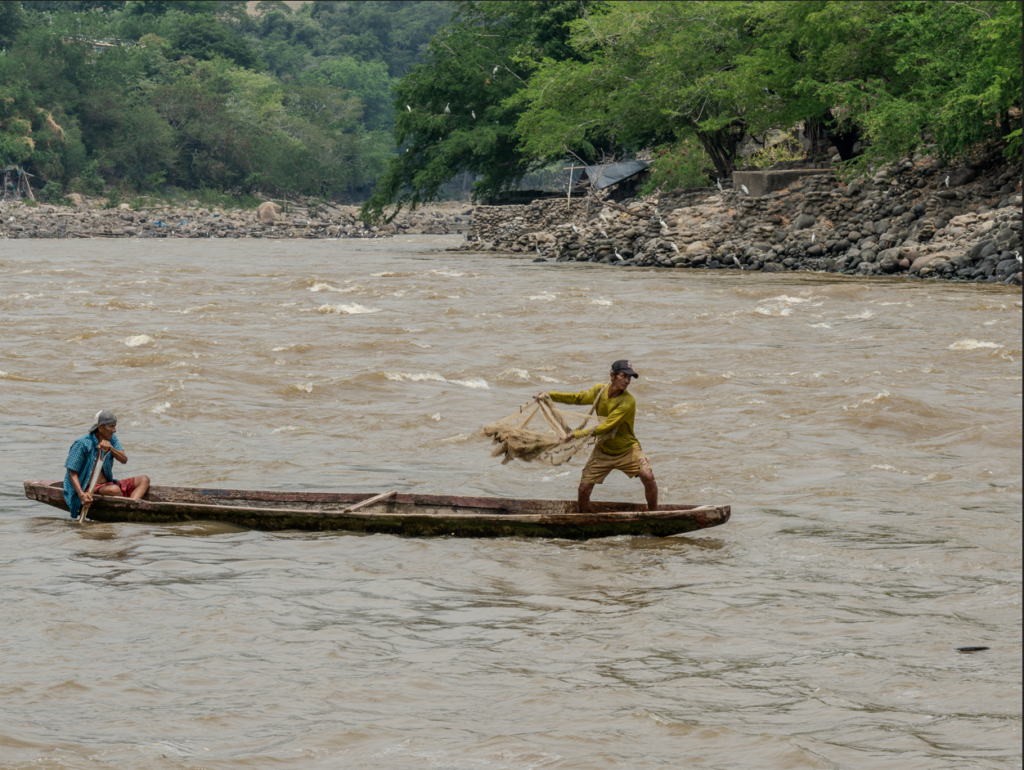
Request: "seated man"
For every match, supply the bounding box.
[63,410,150,521]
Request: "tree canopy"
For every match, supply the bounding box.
[362,1,607,223]
[365,0,1020,218]
[0,0,452,200]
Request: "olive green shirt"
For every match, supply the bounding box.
[549,383,639,456]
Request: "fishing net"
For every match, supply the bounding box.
[482,391,612,466]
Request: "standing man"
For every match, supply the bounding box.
[63,410,150,521]
[539,360,657,513]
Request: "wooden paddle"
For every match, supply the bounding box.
[78,449,108,524]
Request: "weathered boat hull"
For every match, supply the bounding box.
[23,481,730,540]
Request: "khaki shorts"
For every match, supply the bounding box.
[580,444,651,485]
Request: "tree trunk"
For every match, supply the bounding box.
[690,117,746,181]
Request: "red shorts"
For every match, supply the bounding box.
[94,476,137,497]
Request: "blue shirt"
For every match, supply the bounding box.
[63,432,123,519]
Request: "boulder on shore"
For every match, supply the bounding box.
[258,201,282,222]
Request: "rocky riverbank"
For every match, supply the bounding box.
[0,198,471,240]
[460,148,1022,286]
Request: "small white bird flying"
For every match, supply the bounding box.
[740,184,749,195]
[444,103,450,114]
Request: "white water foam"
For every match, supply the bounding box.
[500,368,530,379]
[309,282,351,293]
[386,372,446,383]
[293,382,313,393]
[385,372,489,389]
[272,426,299,433]
[527,292,558,301]
[754,295,809,317]
[842,390,891,411]
[124,335,153,347]
[589,297,613,306]
[948,339,1003,350]
[317,304,380,314]
[150,402,170,415]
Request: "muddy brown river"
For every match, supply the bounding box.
[1,236,1020,769]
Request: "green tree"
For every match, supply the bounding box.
[732,1,1023,165]
[0,0,27,49]
[304,57,393,131]
[168,12,262,69]
[363,0,602,223]
[514,1,751,182]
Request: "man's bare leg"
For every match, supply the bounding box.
[130,475,151,500]
[640,469,658,512]
[94,482,123,497]
[577,482,595,513]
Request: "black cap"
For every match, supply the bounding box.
[611,360,638,378]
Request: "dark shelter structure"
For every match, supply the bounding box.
[570,161,651,200]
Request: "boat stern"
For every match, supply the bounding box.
[23,480,70,511]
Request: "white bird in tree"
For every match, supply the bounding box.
[472,110,476,119]
[406,105,412,112]
[493,66,499,74]
[444,103,450,114]
[740,184,749,195]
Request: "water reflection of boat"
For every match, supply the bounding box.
[23,480,730,540]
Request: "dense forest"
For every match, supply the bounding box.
[0,0,452,202]
[0,1,1020,213]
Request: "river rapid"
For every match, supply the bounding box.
[1,236,1020,770]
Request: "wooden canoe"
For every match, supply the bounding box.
[23,480,730,540]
